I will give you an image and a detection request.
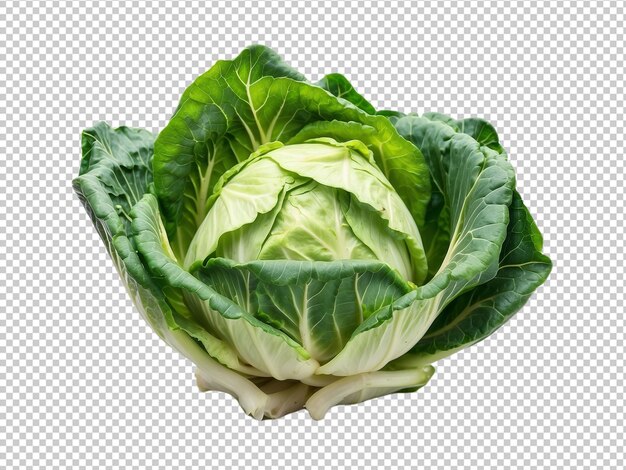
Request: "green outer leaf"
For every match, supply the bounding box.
[130,193,321,380]
[317,115,516,376]
[401,191,552,361]
[382,111,506,280]
[75,123,301,419]
[79,121,156,176]
[454,117,504,153]
[379,111,504,151]
[73,174,170,339]
[74,125,208,351]
[420,112,504,153]
[73,123,159,294]
[315,73,376,114]
[419,190,450,279]
[77,123,155,233]
[419,111,459,131]
[154,45,431,260]
[197,258,412,363]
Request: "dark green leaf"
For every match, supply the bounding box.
[197,258,412,362]
[315,73,376,114]
[400,191,552,360]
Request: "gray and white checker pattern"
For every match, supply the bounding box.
[1,1,623,468]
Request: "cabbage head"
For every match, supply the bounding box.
[73,45,551,419]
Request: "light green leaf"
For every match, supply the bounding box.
[342,196,416,282]
[287,120,431,228]
[257,182,380,265]
[187,139,427,283]
[266,139,428,283]
[216,185,288,264]
[183,154,305,269]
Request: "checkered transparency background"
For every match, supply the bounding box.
[1,0,623,468]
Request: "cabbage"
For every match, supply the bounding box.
[73,45,551,419]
